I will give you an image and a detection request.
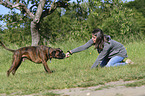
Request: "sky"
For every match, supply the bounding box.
[0,0,134,27]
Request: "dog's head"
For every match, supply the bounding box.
[50,48,65,59]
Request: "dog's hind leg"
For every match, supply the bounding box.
[12,58,22,75]
[7,54,21,76]
[7,55,16,76]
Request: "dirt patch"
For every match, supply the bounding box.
[49,80,145,96]
[50,86,145,96]
[1,80,145,96]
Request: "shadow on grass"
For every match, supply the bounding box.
[14,69,56,77]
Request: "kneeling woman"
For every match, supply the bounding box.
[66,28,132,68]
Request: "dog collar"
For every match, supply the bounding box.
[48,47,52,61]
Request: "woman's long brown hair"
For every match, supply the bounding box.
[92,28,108,53]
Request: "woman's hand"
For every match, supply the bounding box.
[66,51,72,58]
[65,52,70,58]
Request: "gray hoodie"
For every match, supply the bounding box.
[71,38,128,68]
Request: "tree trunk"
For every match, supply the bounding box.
[31,21,40,46]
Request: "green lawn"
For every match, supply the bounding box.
[0,40,145,95]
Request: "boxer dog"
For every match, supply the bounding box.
[0,41,65,76]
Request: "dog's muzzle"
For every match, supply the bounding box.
[59,53,66,59]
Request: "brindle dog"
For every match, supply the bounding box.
[0,41,65,76]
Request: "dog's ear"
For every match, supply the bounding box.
[57,48,63,52]
[52,51,56,57]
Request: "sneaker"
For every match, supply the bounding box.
[125,59,134,64]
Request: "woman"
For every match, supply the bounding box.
[66,28,133,69]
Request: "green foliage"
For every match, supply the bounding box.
[0,0,145,45]
[0,27,4,40]
[101,7,143,38]
[0,11,32,46]
[40,9,72,43]
[40,2,91,43]
[124,0,145,17]
[81,1,145,45]
[124,0,145,34]
[1,26,31,46]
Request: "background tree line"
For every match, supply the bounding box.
[0,0,145,46]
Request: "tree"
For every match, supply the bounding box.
[39,1,90,43]
[0,0,69,46]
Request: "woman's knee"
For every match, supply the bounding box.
[105,56,125,67]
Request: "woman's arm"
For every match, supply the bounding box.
[70,39,94,54]
[91,42,111,68]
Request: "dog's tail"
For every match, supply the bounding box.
[0,41,15,52]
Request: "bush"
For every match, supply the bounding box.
[100,6,144,43]
[1,26,31,46]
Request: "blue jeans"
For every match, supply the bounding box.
[100,56,126,67]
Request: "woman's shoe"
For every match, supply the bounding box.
[125,59,134,64]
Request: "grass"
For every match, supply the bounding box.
[124,79,145,87]
[0,40,145,95]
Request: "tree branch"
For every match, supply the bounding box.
[41,1,69,18]
[33,0,46,23]
[0,0,69,22]
[0,0,34,19]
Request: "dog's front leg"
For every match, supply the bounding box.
[42,60,52,73]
